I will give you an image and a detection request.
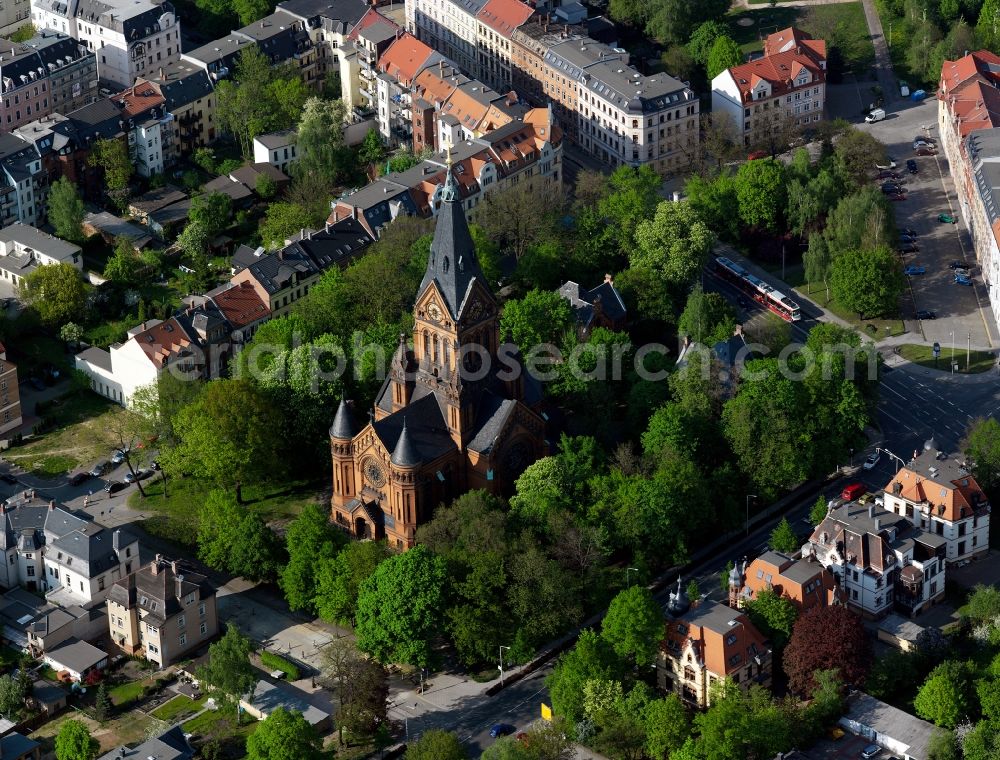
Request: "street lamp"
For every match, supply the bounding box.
[626,567,639,586]
[950,331,955,373]
[849,448,854,468]
[746,495,758,536]
[499,645,511,687]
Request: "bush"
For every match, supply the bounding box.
[259,650,300,681]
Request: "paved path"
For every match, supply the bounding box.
[861,0,897,104]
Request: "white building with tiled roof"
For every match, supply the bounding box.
[711,27,826,147]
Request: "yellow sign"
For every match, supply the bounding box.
[541,703,552,722]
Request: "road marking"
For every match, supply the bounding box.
[880,383,907,400]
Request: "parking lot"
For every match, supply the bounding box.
[857,97,998,350]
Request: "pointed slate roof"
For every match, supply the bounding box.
[330,398,356,440]
[418,163,485,319]
[390,420,421,467]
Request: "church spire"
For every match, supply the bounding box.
[391,420,421,468]
[419,144,487,319]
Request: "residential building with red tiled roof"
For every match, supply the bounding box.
[475,0,535,91]
[882,442,990,564]
[732,551,837,613]
[375,33,446,145]
[658,585,771,708]
[111,84,172,177]
[712,28,827,147]
[406,0,486,79]
[0,344,21,436]
[938,51,1000,160]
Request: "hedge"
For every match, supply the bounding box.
[259,650,300,681]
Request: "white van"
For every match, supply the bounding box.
[865,108,886,123]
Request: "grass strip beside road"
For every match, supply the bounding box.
[896,344,996,374]
[150,694,209,722]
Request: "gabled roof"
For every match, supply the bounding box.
[125,317,196,368]
[139,60,214,111]
[884,447,988,522]
[346,7,400,41]
[207,281,270,328]
[476,0,534,37]
[721,49,825,101]
[762,27,826,62]
[663,600,770,679]
[377,33,436,85]
[97,726,194,760]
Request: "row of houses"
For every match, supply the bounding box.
[937,49,1000,340]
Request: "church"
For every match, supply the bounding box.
[329,163,548,549]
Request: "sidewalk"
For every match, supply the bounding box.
[880,345,1000,383]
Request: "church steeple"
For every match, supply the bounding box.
[419,148,487,320]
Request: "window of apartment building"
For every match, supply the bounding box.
[79,581,83,591]
[148,644,158,654]
[178,615,186,629]
[146,624,158,634]
[98,577,105,591]
[852,589,858,600]
[116,617,123,627]
[26,566,34,576]
[199,603,207,617]
[179,633,187,647]
[200,622,208,635]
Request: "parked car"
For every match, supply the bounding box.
[875,157,897,169]
[875,170,901,180]
[124,468,153,485]
[861,744,882,759]
[888,193,907,201]
[900,227,918,237]
[915,309,937,320]
[904,265,926,275]
[949,260,968,268]
[916,146,938,156]
[863,451,881,470]
[0,473,17,485]
[898,243,918,253]
[842,482,867,501]
[490,724,516,739]
[68,472,90,487]
[865,108,886,123]
[110,449,126,465]
[28,377,45,391]
[914,134,936,145]
[955,274,974,285]
[899,233,918,243]
[104,481,126,494]
[939,213,957,223]
[881,182,903,193]
[954,268,971,278]
[906,159,919,173]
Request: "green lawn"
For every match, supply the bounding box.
[727,4,874,74]
[0,645,23,670]
[896,344,996,374]
[794,282,907,339]
[130,476,324,548]
[109,680,146,707]
[758,261,806,289]
[150,694,208,722]
[183,706,257,754]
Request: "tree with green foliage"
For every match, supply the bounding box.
[834,128,890,189]
[735,158,787,234]
[688,684,797,760]
[88,138,132,210]
[684,172,740,241]
[677,284,736,345]
[259,201,321,249]
[232,0,270,25]
[769,517,800,553]
[965,584,1000,623]
[197,490,281,582]
[279,502,346,613]
[804,233,832,301]
[197,624,256,703]
[601,586,663,666]
[810,495,829,526]
[314,541,391,625]
[292,97,348,188]
[358,128,386,168]
[687,20,729,64]
[744,588,799,650]
[47,176,85,242]
[546,629,626,725]
[404,730,467,759]
[55,719,99,760]
[829,246,905,319]
[706,35,743,79]
[162,378,284,502]
[0,673,24,717]
[965,418,1000,494]
[176,219,211,262]
[19,262,86,327]
[255,173,277,199]
[784,604,872,695]
[8,23,36,42]
[189,191,232,237]
[643,694,690,759]
[478,180,562,261]
[355,546,447,667]
[320,637,388,740]
[914,661,972,728]
[499,288,575,350]
[632,200,715,287]
[93,680,111,722]
[103,236,141,282]
[60,321,83,349]
[245,707,321,760]
[600,164,662,255]
[823,187,895,259]
[926,728,960,760]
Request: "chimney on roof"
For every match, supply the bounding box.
[48,500,54,511]
[171,559,179,575]
[158,66,164,79]
[439,59,444,76]
[875,517,881,532]
[325,221,330,232]
[175,573,184,599]
[868,503,874,519]
[151,556,161,575]
[113,529,121,552]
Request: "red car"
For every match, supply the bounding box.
[915,147,937,156]
[842,482,867,501]
[747,150,769,160]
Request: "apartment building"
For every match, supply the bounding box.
[0,32,97,132]
[375,33,443,145]
[731,551,837,613]
[808,500,946,619]
[31,0,181,90]
[331,106,561,235]
[346,8,401,113]
[658,583,771,708]
[0,494,139,607]
[108,556,218,667]
[0,133,46,227]
[113,83,169,176]
[957,127,1000,330]
[938,50,1000,182]
[0,0,32,39]
[0,222,82,288]
[882,442,991,564]
[239,11,318,87]
[712,27,826,148]
[474,0,533,91]
[407,0,484,78]
[137,60,215,159]
[0,343,21,435]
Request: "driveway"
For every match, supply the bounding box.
[857,98,998,349]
